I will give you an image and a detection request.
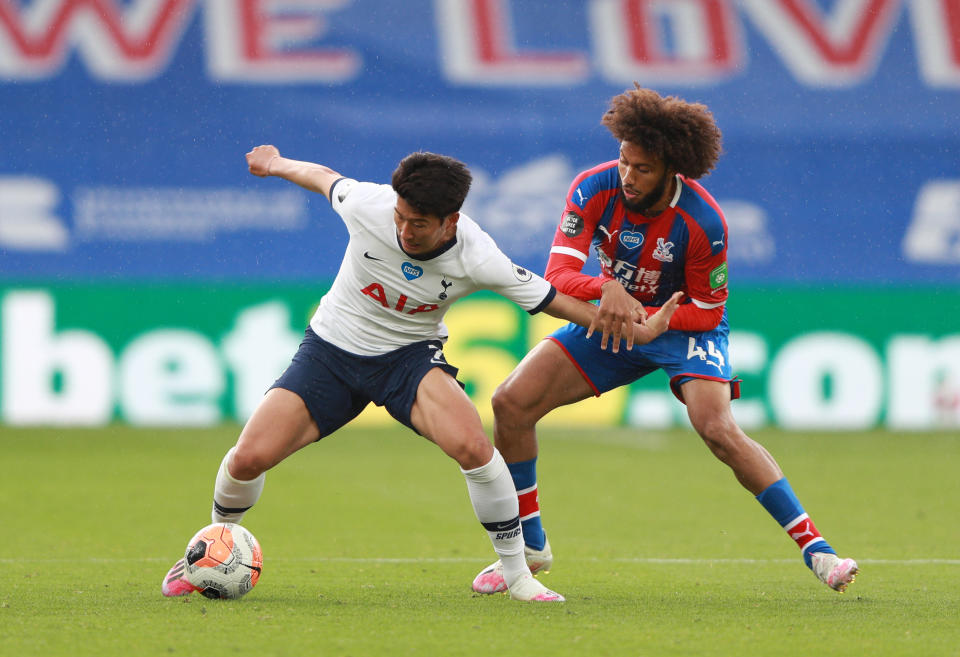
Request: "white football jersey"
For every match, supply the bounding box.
[309,178,555,356]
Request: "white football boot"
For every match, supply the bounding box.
[811,552,859,592]
[507,572,564,602]
[472,538,553,594]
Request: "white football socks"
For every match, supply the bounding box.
[211,447,265,524]
[461,448,529,589]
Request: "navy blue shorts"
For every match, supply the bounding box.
[271,327,461,437]
[549,314,740,404]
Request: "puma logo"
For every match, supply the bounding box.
[597,225,617,242]
[789,521,815,541]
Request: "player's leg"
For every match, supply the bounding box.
[213,387,321,522]
[212,328,370,526]
[165,328,363,597]
[162,388,320,597]
[493,338,597,462]
[409,368,563,602]
[681,378,858,592]
[494,338,595,546]
[467,338,596,594]
[681,378,781,494]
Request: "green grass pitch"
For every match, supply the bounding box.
[1,424,958,657]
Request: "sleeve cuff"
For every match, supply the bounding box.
[528,286,558,315]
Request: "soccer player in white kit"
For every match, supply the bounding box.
[162,144,680,602]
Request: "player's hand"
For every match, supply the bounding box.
[586,279,647,353]
[247,145,281,177]
[631,291,683,345]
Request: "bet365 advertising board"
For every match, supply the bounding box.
[2,0,959,429]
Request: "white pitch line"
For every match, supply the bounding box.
[2,557,959,565]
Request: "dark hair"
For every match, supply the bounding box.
[391,152,472,218]
[601,84,722,179]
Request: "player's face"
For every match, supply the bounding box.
[617,141,675,215]
[394,197,458,255]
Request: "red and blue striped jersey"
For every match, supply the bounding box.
[546,160,729,329]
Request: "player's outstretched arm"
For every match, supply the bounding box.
[631,291,683,345]
[543,291,630,353]
[246,145,343,199]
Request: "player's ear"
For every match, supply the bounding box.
[443,211,460,227]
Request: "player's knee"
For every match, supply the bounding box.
[491,382,531,424]
[228,445,272,481]
[447,432,493,470]
[694,416,740,458]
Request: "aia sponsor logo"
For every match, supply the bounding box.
[360,283,438,315]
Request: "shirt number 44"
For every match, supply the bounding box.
[686,337,725,371]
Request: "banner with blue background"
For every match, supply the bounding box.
[2,0,958,283]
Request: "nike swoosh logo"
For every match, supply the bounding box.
[486,520,519,532]
[364,251,384,261]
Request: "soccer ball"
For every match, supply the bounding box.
[182,523,262,599]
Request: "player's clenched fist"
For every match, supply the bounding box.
[247,144,280,177]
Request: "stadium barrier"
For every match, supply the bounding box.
[1,285,957,431]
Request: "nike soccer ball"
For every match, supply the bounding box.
[182,523,262,599]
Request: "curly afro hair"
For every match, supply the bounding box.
[601,85,722,180]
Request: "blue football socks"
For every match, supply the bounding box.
[756,478,835,569]
[506,458,546,551]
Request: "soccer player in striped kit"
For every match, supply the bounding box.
[472,86,858,596]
